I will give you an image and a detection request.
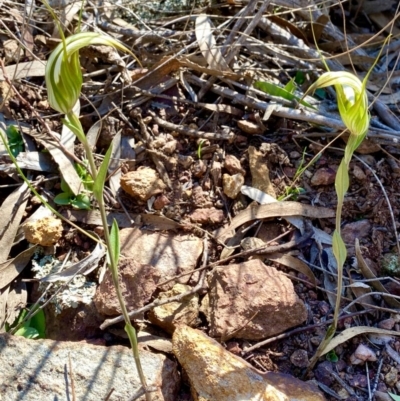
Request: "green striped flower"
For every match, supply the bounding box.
[45,32,131,114]
[307,71,369,139]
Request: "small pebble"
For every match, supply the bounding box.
[310,167,336,186]
[378,318,395,330]
[353,165,366,180]
[385,367,398,387]
[290,349,309,368]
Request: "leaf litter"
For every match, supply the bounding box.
[0,0,400,399]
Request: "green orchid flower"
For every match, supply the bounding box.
[45,32,132,114]
[307,71,370,141]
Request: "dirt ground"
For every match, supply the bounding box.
[1,0,400,400]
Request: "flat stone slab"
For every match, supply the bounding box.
[0,334,179,401]
[120,229,203,287]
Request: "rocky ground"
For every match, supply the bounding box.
[1,0,400,400]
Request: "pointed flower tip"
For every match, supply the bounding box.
[310,71,370,138]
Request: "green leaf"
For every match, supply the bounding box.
[54,192,73,205]
[60,178,72,194]
[295,71,305,85]
[197,140,205,159]
[6,126,24,157]
[14,326,39,339]
[29,308,46,339]
[283,77,296,94]
[71,194,91,210]
[326,349,338,362]
[109,218,120,267]
[334,159,349,202]
[332,230,347,268]
[93,143,113,200]
[254,80,316,109]
[389,393,400,401]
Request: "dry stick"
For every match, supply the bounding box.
[100,232,310,329]
[147,110,235,141]
[220,0,259,56]
[103,388,114,401]
[186,74,400,142]
[198,0,271,100]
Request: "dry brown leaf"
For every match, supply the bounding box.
[0,246,37,290]
[215,202,335,242]
[132,56,180,90]
[40,236,105,282]
[0,183,29,263]
[0,60,45,81]
[370,12,400,35]
[14,151,57,172]
[356,239,400,308]
[0,286,9,331]
[41,131,82,195]
[347,281,375,310]
[108,131,122,196]
[267,252,316,285]
[5,280,27,325]
[195,15,232,73]
[321,326,400,356]
[269,15,309,44]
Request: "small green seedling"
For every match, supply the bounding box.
[54,179,91,209]
[54,162,93,210]
[6,125,24,157]
[326,349,338,363]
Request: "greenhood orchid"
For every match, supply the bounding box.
[45,32,132,115]
[307,71,370,141]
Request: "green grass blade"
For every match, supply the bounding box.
[254,80,316,109]
[93,143,113,200]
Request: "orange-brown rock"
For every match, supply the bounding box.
[208,259,307,340]
[173,325,326,401]
[120,167,166,201]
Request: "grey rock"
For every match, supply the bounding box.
[0,333,179,401]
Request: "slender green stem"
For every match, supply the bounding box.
[65,112,151,400]
[96,194,150,397]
